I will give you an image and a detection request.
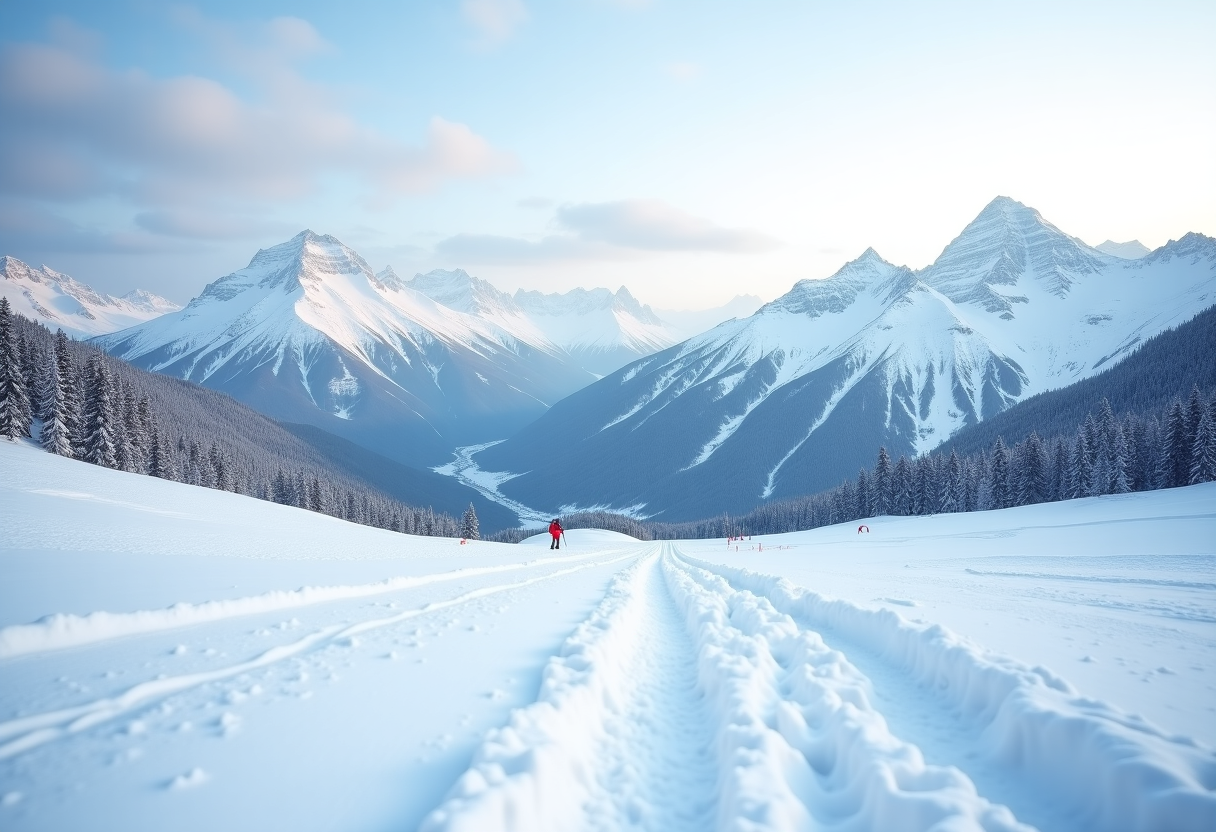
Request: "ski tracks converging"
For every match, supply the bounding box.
[425,545,1216,832]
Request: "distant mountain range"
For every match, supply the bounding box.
[0,256,179,339]
[469,197,1216,521]
[406,269,680,377]
[91,232,720,467]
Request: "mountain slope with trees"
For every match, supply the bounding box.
[0,301,516,535]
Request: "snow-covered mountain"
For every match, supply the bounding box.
[657,294,765,340]
[1,256,179,338]
[94,232,596,467]
[513,285,678,376]
[1096,239,1151,259]
[404,270,682,376]
[471,197,1216,520]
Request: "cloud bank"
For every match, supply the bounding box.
[437,199,779,264]
[0,23,515,240]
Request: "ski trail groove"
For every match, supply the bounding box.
[0,551,637,762]
[682,553,1216,832]
[421,547,718,832]
[425,544,1030,831]
[662,547,1027,832]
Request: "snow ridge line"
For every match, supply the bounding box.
[662,549,1027,832]
[0,552,638,762]
[684,555,1216,832]
[0,549,617,660]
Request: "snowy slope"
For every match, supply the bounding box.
[94,232,596,467]
[2,440,1213,832]
[0,256,179,339]
[472,197,1216,519]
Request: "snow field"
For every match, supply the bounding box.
[3,442,1213,831]
[686,556,1216,832]
[0,549,637,764]
[0,548,613,659]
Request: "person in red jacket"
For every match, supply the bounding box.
[549,518,564,550]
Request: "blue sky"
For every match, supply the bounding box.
[1,1,1213,309]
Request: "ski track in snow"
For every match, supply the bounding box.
[684,555,1216,832]
[425,547,1027,832]
[424,546,1216,832]
[0,551,637,762]
[0,548,612,659]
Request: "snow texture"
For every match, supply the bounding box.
[1,439,1213,832]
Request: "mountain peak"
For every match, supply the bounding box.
[1,256,175,337]
[120,289,181,314]
[407,268,517,315]
[374,265,406,291]
[1095,239,1150,260]
[764,247,904,318]
[920,196,1105,313]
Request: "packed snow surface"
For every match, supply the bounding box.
[1,440,1213,831]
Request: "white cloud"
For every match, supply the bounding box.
[0,25,515,221]
[461,0,528,46]
[435,199,779,264]
[557,199,778,253]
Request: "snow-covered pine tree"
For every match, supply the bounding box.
[209,444,231,491]
[1159,400,1189,489]
[1016,433,1048,505]
[460,503,480,540]
[989,436,1011,509]
[81,356,118,467]
[1111,423,1131,494]
[0,297,33,440]
[1185,385,1205,457]
[32,346,54,423]
[892,455,912,516]
[1190,402,1216,484]
[872,447,892,516]
[940,449,962,513]
[911,455,929,515]
[113,381,138,473]
[38,345,73,456]
[855,468,870,518]
[1049,436,1068,501]
[1068,427,1092,499]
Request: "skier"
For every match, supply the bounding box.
[549,518,564,550]
[857,524,870,534]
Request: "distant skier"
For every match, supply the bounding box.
[549,518,564,550]
[857,524,869,534]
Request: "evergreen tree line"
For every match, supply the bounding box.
[0,302,463,538]
[486,385,1216,543]
[646,385,1216,539]
[941,305,1216,460]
